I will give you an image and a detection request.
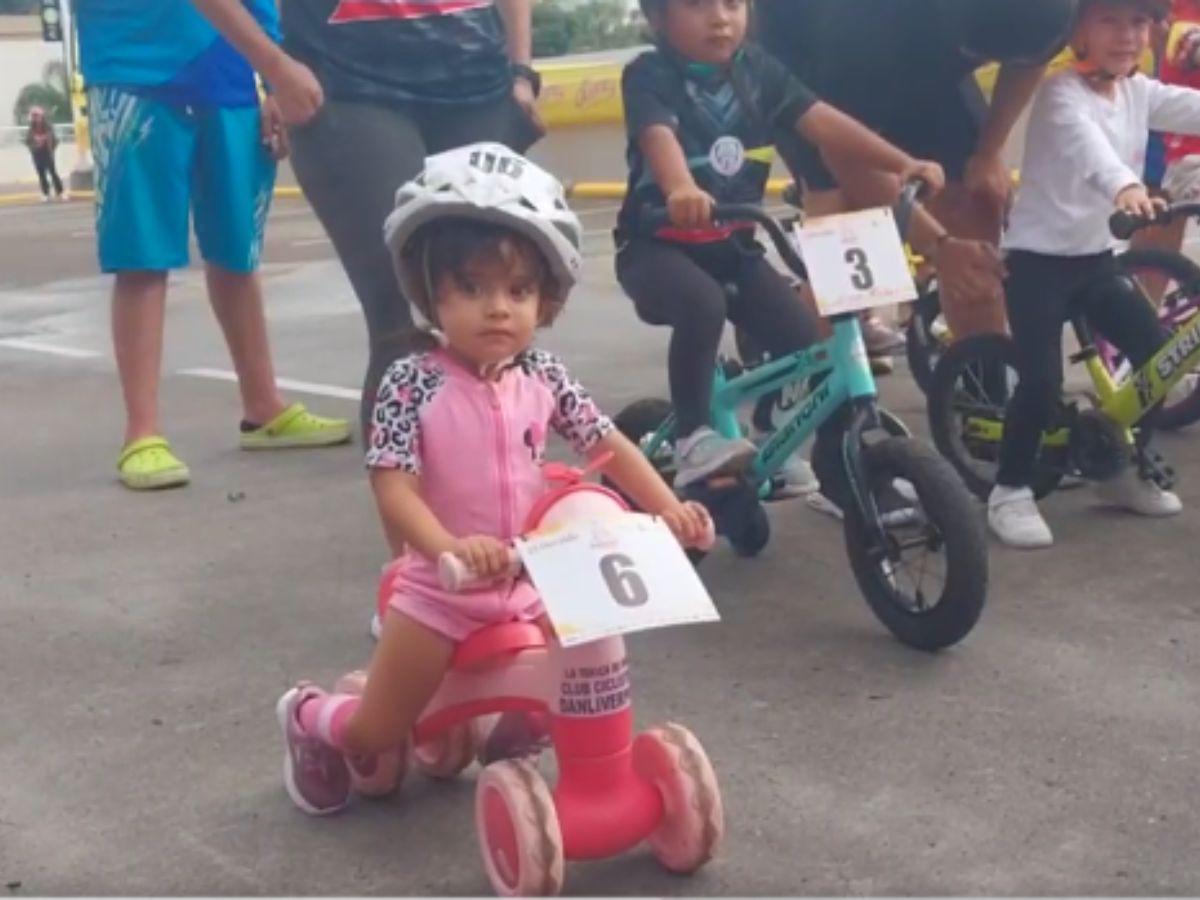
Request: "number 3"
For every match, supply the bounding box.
[845,247,875,291]
[599,554,649,607]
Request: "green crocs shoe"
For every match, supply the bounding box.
[240,402,352,450]
[117,436,190,491]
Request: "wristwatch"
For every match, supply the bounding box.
[511,62,542,98]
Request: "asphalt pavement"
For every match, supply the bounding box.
[1,197,1199,895]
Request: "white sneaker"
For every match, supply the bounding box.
[861,315,905,354]
[805,479,918,525]
[40,195,49,204]
[750,428,819,498]
[1095,468,1182,517]
[988,485,1053,549]
[60,191,70,202]
[772,454,820,498]
[673,426,757,488]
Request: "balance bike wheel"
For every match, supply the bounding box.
[412,722,478,779]
[632,723,724,874]
[927,333,1065,501]
[1120,248,1200,430]
[332,670,407,797]
[729,501,770,558]
[608,398,676,503]
[844,438,988,651]
[475,760,564,897]
[613,398,674,476]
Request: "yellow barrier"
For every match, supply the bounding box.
[31,45,1157,211]
[536,59,625,128]
[540,47,1149,127]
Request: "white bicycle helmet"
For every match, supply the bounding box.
[384,143,583,328]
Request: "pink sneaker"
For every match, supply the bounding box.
[333,670,406,796]
[276,684,351,816]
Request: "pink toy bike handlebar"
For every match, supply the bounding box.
[437,518,716,592]
[438,548,523,593]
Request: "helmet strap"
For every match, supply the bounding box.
[420,240,439,329]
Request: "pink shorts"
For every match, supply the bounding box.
[388,569,544,642]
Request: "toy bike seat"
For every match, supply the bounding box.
[450,621,547,672]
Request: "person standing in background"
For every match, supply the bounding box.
[192,0,545,455]
[24,106,67,202]
[755,0,1076,342]
[75,0,351,491]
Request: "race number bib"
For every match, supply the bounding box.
[516,515,720,647]
[794,207,918,317]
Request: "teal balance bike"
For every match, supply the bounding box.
[613,193,988,651]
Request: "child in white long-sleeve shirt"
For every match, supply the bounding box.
[989,0,1195,549]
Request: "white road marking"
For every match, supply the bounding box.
[0,338,101,359]
[290,237,330,247]
[178,366,361,400]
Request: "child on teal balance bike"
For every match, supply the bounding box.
[615,0,944,497]
[623,192,990,652]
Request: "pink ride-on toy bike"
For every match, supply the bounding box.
[344,462,724,896]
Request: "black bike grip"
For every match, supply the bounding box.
[1109,210,1145,240]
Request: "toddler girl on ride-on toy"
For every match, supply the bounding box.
[275,144,711,816]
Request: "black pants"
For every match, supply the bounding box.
[288,96,539,439]
[615,235,823,436]
[997,250,1168,487]
[31,147,63,197]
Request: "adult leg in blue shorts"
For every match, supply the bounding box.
[90,86,350,490]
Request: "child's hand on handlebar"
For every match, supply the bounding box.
[449,535,512,579]
[666,185,716,230]
[899,158,945,196]
[1115,184,1166,220]
[659,500,713,549]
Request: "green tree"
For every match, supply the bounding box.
[532,0,645,58]
[567,0,642,52]
[532,1,571,57]
[13,60,71,125]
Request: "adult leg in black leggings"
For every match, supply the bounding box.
[289,98,536,443]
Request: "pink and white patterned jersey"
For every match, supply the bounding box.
[365,346,615,639]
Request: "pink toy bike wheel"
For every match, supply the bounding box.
[632,723,724,874]
[332,670,407,797]
[412,722,478,779]
[475,760,564,897]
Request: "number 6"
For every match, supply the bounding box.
[599,553,649,607]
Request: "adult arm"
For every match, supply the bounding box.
[495,0,545,136]
[188,0,323,124]
[797,103,945,193]
[965,62,1047,210]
